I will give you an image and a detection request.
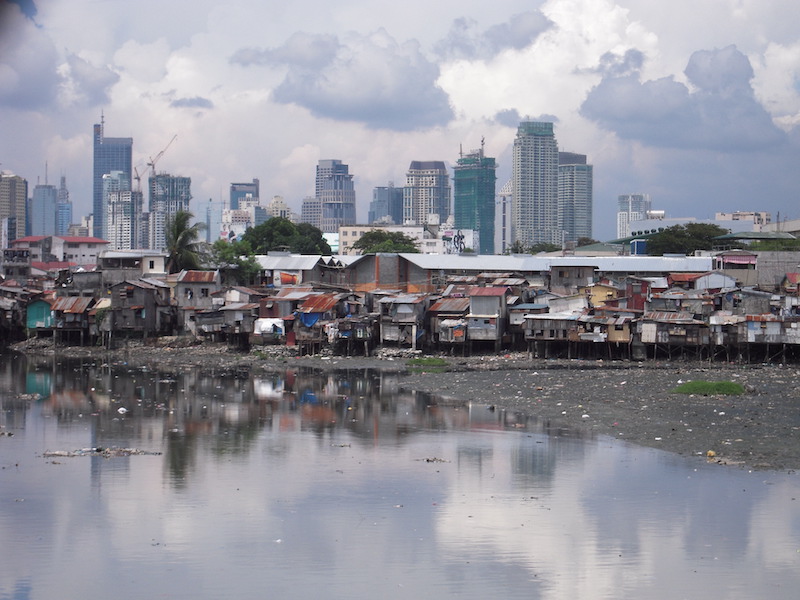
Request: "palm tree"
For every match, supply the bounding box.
[164,210,206,273]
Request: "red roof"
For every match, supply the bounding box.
[178,270,217,283]
[31,261,75,271]
[12,235,108,245]
[51,296,95,313]
[298,294,340,313]
[668,273,704,283]
[469,286,510,297]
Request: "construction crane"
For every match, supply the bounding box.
[144,134,177,205]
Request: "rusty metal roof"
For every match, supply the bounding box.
[51,296,94,313]
[298,294,340,313]
[642,311,704,324]
[470,286,510,297]
[428,297,471,313]
[177,270,218,283]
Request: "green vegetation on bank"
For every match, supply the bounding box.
[672,380,745,395]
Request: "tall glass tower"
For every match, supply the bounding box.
[511,121,559,247]
[316,160,356,233]
[93,116,132,240]
[453,140,497,254]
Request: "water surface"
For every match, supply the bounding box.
[1,354,798,599]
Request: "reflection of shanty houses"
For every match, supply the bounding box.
[427,296,471,349]
[636,311,709,360]
[108,279,172,340]
[51,296,96,345]
[378,293,429,349]
[467,287,510,352]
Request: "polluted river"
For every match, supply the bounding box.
[1,352,798,599]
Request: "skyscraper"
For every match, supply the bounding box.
[511,121,559,247]
[31,182,57,236]
[403,161,450,226]
[368,184,404,225]
[0,171,27,241]
[104,170,142,250]
[93,116,132,240]
[230,179,259,210]
[316,160,356,233]
[496,179,513,254]
[56,175,72,236]
[148,173,191,251]
[453,141,497,254]
[558,152,593,243]
[616,193,652,239]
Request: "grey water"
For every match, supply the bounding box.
[1,354,798,600]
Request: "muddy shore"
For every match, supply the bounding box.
[11,338,800,472]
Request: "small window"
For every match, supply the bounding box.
[149,260,155,269]
[201,288,209,298]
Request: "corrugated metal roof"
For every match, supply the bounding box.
[298,294,340,313]
[178,270,218,283]
[428,297,471,312]
[51,296,94,313]
[254,254,323,271]
[470,286,509,297]
[378,294,426,304]
[642,311,704,324]
[399,253,714,273]
[220,303,260,311]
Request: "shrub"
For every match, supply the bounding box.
[672,380,745,396]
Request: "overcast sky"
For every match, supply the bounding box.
[2,0,799,240]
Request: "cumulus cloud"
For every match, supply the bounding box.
[494,108,523,128]
[233,29,453,130]
[170,96,214,109]
[434,11,552,61]
[581,45,785,151]
[61,53,119,106]
[230,32,339,69]
[0,2,61,109]
[591,48,645,77]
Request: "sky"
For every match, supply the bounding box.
[1,0,800,241]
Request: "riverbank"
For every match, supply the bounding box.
[10,337,800,472]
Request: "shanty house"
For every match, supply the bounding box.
[51,296,96,345]
[378,293,428,348]
[109,279,172,338]
[427,296,471,347]
[467,287,509,350]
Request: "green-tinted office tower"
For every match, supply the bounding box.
[453,143,496,254]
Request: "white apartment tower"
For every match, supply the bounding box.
[616,194,652,239]
[511,121,559,246]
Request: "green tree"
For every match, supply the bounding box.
[165,210,206,273]
[529,242,561,254]
[351,230,420,254]
[747,238,800,251]
[209,239,262,285]
[646,223,731,256]
[576,237,599,247]
[242,217,331,254]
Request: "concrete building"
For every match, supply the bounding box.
[558,152,593,243]
[316,160,356,233]
[511,121,559,246]
[92,117,132,239]
[148,173,191,251]
[453,142,497,254]
[403,161,450,226]
[0,171,27,241]
[496,179,513,254]
[715,211,771,231]
[337,223,477,256]
[617,194,652,239]
[301,196,322,229]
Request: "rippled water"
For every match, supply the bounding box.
[1,353,798,600]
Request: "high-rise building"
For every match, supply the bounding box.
[148,173,191,251]
[301,196,322,230]
[0,171,27,241]
[616,194,651,239]
[104,170,142,250]
[206,199,224,242]
[230,179,259,210]
[368,184,404,225]
[403,161,450,226]
[496,179,513,254]
[56,175,72,236]
[315,159,356,233]
[558,152,593,243]
[511,121,559,247]
[93,116,132,239]
[266,195,295,221]
[31,182,57,236]
[454,142,497,254]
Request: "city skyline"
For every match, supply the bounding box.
[2,1,800,241]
